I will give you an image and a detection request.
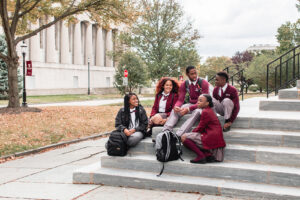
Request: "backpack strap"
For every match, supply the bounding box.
[197,78,203,89]
[185,80,190,94]
[157,163,165,177]
[169,93,174,111]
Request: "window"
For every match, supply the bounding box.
[112,29,117,67]
[39,18,44,49]
[102,28,107,66]
[55,20,61,51]
[92,24,97,65]
[81,22,87,64]
[106,77,110,87]
[73,76,79,88]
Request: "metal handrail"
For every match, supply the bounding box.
[266,45,300,98]
[230,68,245,101]
[207,66,230,83]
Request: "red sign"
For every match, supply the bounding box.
[124,69,128,77]
[179,75,183,81]
[26,61,32,76]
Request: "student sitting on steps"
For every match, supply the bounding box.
[115,93,148,147]
[162,66,209,137]
[213,71,240,132]
[181,94,226,164]
[147,77,179,136]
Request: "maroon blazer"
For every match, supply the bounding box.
[150,92,178,117]
[192,107,226,150]
[213,84,240,123]
[175,78,209,111]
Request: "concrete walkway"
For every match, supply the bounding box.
[0,137,240,200]
[0,97,154,108]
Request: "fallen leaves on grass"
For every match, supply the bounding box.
[0,106,151,157]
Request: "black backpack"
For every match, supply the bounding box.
[155,130,183,176]
[106,130,128,156]
[185,78,203,94]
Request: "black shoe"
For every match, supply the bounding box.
[146,128,152,137]
[190,158,206,164]
[206,156,216,163]
[223,126,231,132]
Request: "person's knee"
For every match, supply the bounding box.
[223,98,233,106]
[181,133,187,143]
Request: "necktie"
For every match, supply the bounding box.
[221,88,224,97]
[163,95,168,101]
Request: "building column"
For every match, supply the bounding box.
[96,27,104,67]
[86,23,93,65]
[45,17,56,63]
[29,23,41,62]
[60,21,69,64]
[106,29,113,67]
[73,22,82,65]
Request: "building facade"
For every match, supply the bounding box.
[18,15,120,95]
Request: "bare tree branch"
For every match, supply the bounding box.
[15,0,104,44]
[15,8,85,44]
[11,0,21,36]
[18,0,42,19]
[0,0,15,55]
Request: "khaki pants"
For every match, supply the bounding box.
[213,98,234,120]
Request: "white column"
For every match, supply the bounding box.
[46,17,56,63]
[106,29,113,67]
[96,27,104,67]
[60,21,69,64]
[86,23,93,65]
[29,23,40,62]
[73,22,82,65]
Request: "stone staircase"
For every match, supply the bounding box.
[73,80,300,200]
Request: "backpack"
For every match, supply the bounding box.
[155,130,183,176]
[106,130,128,156]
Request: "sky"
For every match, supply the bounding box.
[179,0,299,61]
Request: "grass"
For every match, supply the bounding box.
[0,93,154,105]
[0,106,152,158]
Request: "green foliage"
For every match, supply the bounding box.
[199,56,232,79]
[119,0,200,81]
[0,35,22,100]
[245,52,278,91]
[276,21,299,53]
[114,51,147,95]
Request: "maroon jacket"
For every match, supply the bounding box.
[175,78,209,111]
[213,84,240,123]
[192,107,226,150]
[150,92,178,117]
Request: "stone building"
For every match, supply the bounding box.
[18,15,120,95]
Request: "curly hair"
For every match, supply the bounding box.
[155,77,180,95]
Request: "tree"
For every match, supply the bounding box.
[231,51,254,93]
[120,0,200,81]
[114,51,147,95]
[199,56,232,80]
[0,35,22,99]
[276,21,298,53]
[0,0,137,108]
[245,52,278,92]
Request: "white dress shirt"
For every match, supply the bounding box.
[158,92,169,113]
[219,83,228,97]
[129,108,139,129]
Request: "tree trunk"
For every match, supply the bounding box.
[7,57,20,108]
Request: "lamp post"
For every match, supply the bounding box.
[88,57,90,95]
[21,41,27,107]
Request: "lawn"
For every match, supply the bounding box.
[0,106,152,158]
[0,93,154,105]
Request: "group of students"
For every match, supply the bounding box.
[112,65,240,164]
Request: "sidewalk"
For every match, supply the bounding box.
[0,137,241,200]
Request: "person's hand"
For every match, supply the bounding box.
[124,129,131,136]
[223,122,232,129]
[181,133,187,142]
[174,106,181,113]
[129,129,136,134]
[159,118,167,125]
[179,108,189,116]
[152,114,163,125]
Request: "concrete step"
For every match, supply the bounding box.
[259,99,300,111]
[152,128,300,148]
[100,155,300,188]
[158,113,300,131]
[73,163,300,200]
[130,138,300,167]
[278,87,300,100]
